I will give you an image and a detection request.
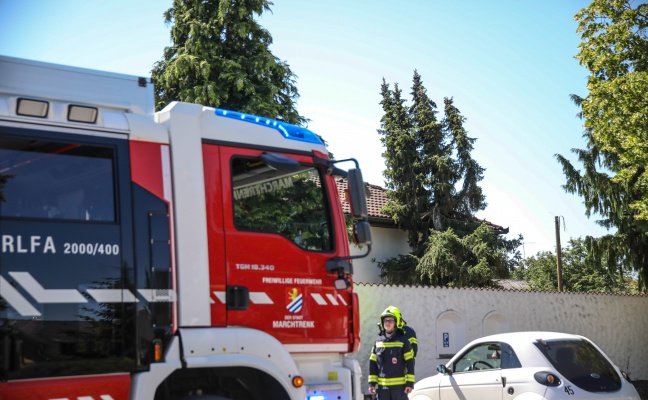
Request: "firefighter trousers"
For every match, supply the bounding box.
[375,385,409,400]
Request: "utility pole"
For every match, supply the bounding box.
[555,216,563,292]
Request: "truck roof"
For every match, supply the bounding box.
[0,55,154,116]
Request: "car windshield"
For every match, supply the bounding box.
[534,339,621,393]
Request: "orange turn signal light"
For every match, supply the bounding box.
[292,375,305,388]
[153,340,163,362]
[534,371,560,387]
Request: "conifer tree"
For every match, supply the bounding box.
[410,72,445,239]
[151,0,305,125]
[379,78,426,250]
[555,0,648,290]
[377,72,521,286]
[443,97,486,219]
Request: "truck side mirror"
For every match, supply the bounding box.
[324,160,373,266]
[347,169,367,220]
[353,221,372,246]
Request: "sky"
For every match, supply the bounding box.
[0,0,609,258]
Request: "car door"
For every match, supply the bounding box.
[439,342,504,400]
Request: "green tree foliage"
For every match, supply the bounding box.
[375,254,419,286]
[379,78,424,250]
[512,238,638,293]
[377,71,522,286]
[416,225,511,287]
[555,0,648,291]
[151,0,305,125]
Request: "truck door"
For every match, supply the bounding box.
[203,145,350,350]
[0,127,138,383]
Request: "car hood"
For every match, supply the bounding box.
[413,374,441,391]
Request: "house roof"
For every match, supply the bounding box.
[335,178,391,220]
[335,178,509,233]
[492,279,530,290]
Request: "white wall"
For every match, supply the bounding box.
[350,226,410,284]
[350,284,648,394]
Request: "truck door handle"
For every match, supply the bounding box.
[226,286,250,310]
[502,376,507,387]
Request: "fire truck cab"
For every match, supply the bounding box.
[0,55,371,400]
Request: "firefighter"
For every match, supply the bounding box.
[376,305,418,358]
[401,316,418,358]
[368,306,415,399]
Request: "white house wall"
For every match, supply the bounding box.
[351,225,410,284]
[351,283,648,394]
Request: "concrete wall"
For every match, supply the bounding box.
[350,226,409,284]
[350,284,648,393]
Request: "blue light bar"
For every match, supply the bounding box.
[307,396,326,400]
[214,108,323,145]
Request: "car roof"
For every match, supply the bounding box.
[448,332,594,369]
[471,331,586,346]
[460,331,592,367]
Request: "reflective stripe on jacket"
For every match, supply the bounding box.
[403,325,418,358]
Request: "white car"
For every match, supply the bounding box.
[409,331,640,400]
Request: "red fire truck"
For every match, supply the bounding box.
[0,55,371,400]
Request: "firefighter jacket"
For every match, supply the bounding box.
[376,324,418,358]
[368,331,415,389]
[403,325,418,358]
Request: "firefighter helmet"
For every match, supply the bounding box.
[380,305,405,330]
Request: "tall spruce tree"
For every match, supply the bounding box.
[410,71,447,241]
[379,78,426,250]
[443,97,486,219]
[377,71,521,286]
[555,0,648,291]
[151,0,305,125]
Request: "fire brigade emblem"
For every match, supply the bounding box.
[286,287,303,313]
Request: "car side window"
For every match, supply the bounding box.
[453,342,502,372]
[500,342,522,369]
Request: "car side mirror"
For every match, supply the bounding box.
[437,364,452,375]
[621,370,632,382]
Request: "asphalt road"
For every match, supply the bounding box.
[634,380,648,400]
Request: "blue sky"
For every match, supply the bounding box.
[0,0,606,257]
